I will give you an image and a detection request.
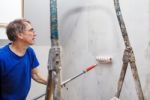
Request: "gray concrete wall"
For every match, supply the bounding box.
[0,0,150,100]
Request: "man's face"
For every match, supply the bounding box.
[19,22,36,45]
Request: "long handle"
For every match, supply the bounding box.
[61,64,97,87]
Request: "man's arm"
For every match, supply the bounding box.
[32,67,47,85]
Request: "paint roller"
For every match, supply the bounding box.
[61,56,112,87]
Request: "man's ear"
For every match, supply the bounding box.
[17,33,23,39]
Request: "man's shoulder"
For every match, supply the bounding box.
[0,44,9,50]
[26,46,35,54]
[0,44,9,58]
[26,46,36,56]
[27,46,34,52]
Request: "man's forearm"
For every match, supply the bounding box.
[32,73,47,85]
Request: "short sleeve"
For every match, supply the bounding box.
[27,47,39,69]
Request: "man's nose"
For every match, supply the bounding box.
[33,33,37,36]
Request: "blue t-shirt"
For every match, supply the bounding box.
[0,44,39,100]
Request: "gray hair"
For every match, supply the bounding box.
[6,19,31,41]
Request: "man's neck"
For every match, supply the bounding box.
[10,42,28,56]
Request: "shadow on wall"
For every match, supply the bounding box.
[59,5,120,47]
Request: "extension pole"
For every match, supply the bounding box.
[61,64,97,87]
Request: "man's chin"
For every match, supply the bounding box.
[29,42,35,45]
